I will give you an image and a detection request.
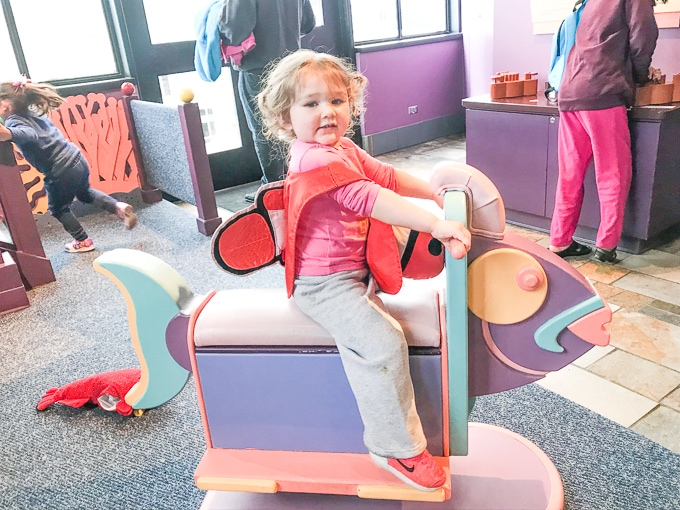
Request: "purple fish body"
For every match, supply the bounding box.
[467,231,610,397]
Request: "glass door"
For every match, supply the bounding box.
[118,0,354,190]
[303,0,354,58]
[118,0,254,189]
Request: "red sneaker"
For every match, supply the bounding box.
[370,450,447,492]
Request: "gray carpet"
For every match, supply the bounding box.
[1,194,678,510]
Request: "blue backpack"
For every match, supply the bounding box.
[545,0,587,101]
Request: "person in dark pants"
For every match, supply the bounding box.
[0,79,137,253]
[219,0,316,202]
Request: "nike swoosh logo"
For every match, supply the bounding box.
[396,459,415,473]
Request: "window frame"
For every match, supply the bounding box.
[1,0,462,94]
[0,0,132,94]
[350,0,460,48]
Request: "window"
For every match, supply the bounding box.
[350,0,455,45]
[0,22,20,80]
[1,0,123,85]
[158,71,242,155]
[143,0,207,45]
[143,0,325,44]
[309,0,325,26]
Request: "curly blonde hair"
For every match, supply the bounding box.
[257,49,368,143]
[0,80,64,116]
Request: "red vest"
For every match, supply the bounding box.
[283,161,403,297]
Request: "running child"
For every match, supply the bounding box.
[0,78,137,253]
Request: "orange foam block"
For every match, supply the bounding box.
[194,448,451,503]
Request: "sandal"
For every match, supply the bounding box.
[552,240,592,258]
[592,248,618,264]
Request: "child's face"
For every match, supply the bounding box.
[285,73,350,147]
[0,99,12,120]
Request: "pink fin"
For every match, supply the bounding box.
[567,304,612,346]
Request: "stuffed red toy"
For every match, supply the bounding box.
[36,368,141,417]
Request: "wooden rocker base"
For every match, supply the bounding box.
[198,423,563,509]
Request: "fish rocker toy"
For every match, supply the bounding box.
[92,162,611,509]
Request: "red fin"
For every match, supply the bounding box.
[401,229,445,280]
[36,388,58,411]
[211,182,286,274]
[366,220,402,295]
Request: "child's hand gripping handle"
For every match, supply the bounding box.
[430,161,506,241]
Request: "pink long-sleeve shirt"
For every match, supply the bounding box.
[288,137,398,277]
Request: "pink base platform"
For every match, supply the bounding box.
[199,422,564,510]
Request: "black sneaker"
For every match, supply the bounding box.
[592,248,618,264]
[244,192,255,203]
[553,240,592,258]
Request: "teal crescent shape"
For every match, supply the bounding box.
[534,294,605,353]
[94,249,191,410]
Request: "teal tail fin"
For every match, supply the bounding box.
[93,249,192,410]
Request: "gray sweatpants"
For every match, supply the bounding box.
[293,268,427,458]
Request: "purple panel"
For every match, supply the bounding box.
[357,39,466,135]
[648,115,680,235]
[0,256,25,290]
[166,314,191,371]
[467,234,599,397]
[196,352,443,455]
[465,109,549,216]
[632,120,665,237]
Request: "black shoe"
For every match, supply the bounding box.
[592,248,618,264]
[244,192,255,203]
[553,240,592,258]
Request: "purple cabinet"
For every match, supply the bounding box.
[463,95,680,254]
[195,349,445,455]
[466,109,549,217]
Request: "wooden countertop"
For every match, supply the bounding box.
[462,94,680,121]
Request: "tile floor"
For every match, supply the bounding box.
[380,134,680,455]
[207,134,680,456]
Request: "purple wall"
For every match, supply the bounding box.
[353,0,680,139]
[463,0,680,97]
[356,39,467,136]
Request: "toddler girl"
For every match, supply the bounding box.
[0,79,136,253]
[258,49,471,491]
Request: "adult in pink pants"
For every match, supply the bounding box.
[549,0,660,264]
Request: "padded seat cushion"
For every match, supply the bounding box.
[193,280,442,348]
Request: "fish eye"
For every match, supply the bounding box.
[468,248,547,325]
